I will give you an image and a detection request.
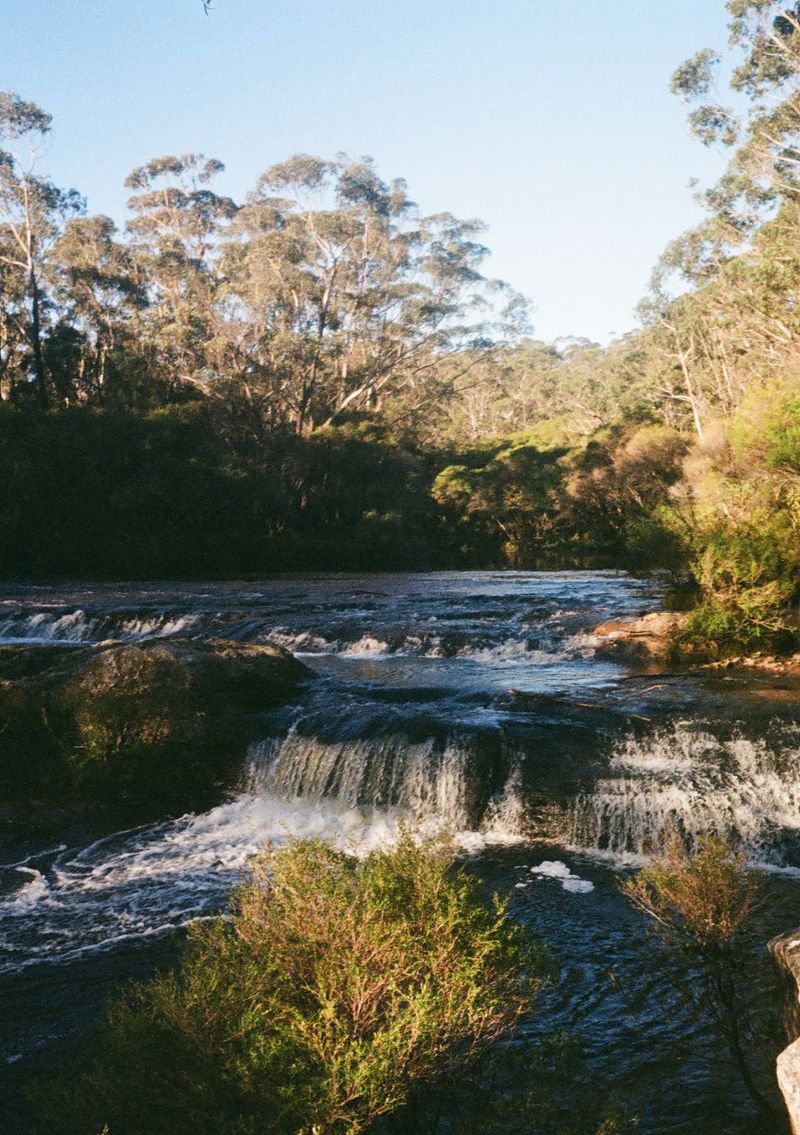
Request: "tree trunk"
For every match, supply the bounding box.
[29,267,48,409]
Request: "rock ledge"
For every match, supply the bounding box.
[593,612,688,657]
[0,637,311,819]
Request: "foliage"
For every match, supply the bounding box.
[0,406,445,576]
[686,512,800,652]
[0,99,527,432]
[621,836,780,1118]
[0,405,692,578]
[5,66,800,653]
[37,835,547,1135]
[621,836,762,954]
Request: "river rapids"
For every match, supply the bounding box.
[1,572,799,1134]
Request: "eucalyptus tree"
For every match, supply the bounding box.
[124,153,237,398]
[0,223,26,401]
[0,92,82,406]
[673,2,800,214]
[51,215,146,403]
[635,4,800,430]
[222,154,512,433]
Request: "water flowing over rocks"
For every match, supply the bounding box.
[3,574,800,1135]
[246,726,522,835]
[569,723,800,865]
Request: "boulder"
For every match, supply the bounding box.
[593,611,688,658]
[0,638,311,817]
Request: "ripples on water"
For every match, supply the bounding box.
[1,572,798,1134]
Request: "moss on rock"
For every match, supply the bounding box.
[0,639,310,817]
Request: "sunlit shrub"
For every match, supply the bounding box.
[40,835,545,1135]
[679,508,800,653]
[621,836,779,1119]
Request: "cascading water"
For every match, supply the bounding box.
[6,573,800,1135]
[0,608,200,644]
[0,723,525,975]
[245,725,523,835]
[569,723,800,866]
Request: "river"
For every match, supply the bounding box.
[1,571,799,1133]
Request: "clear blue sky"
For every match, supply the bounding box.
[1,0,730,343]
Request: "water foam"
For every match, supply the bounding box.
[0,609,97,643]
[0,609,199,644]
[529,860,595,893]
[0,731,524,974]
[569,724,800,866]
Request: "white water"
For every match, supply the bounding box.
[246,729,520,829]
[7,718,800,972]
[569,724,800,867]
[0,733,524,974]
[514,860,595,893]
[0,606,601,666]
[0,609,198,644]
[268,627,597,664]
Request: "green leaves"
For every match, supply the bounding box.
[48,835,544,1135]
[670,49,720,101]
[0,90,51,139]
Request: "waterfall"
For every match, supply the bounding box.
[569,724,800,866]
[244,726,524,837]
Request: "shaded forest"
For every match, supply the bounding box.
[4,1,800,652]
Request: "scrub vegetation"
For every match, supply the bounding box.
[621,836,783,1121]
[34,835,638,1134]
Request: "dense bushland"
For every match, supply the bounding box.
[0,404,689,576]
[6,2,800,651]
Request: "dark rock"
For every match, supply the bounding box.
[0,638,311,818]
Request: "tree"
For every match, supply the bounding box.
[0,91,82,406]
[51,214,146,403]
[222,153,525,433]
[124,153,237,399]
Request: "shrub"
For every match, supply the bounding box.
[685,512,800,654]
[621,836,779,1119]
[40,835,545,1135]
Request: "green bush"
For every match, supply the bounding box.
[39,835,546,1135]
[685,512,800,654]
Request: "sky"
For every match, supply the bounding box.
[1,0,732,344]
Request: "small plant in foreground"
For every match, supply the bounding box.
[621,834,781,1121]
[38,834,546,1135]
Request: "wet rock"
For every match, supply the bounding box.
[0,639,311,817]
[593,611,688,658]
